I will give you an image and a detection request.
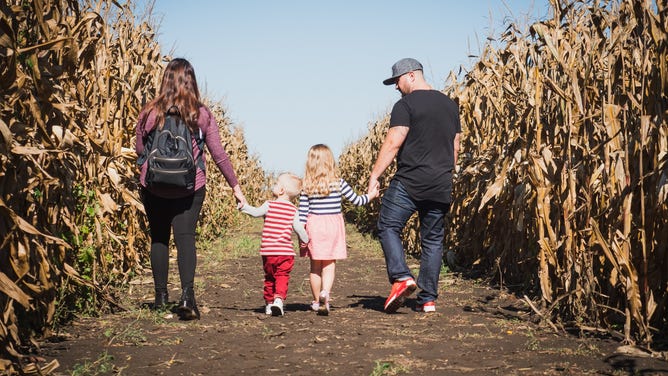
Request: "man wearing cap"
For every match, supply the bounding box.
[368,58,461,314]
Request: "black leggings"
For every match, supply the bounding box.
[142,187,206,291]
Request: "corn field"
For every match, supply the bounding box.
[2,0,667,372]
[0,0,265,373]
[341,0,668,345]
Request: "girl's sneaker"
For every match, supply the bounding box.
[265,304,272,315]
[310,301,320,312]
[317,291,330,316]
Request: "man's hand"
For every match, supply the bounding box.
[366,177,380,197]
[367,177,380,197]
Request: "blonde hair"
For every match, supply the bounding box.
[277,172,302,199]
[302,144,339,196]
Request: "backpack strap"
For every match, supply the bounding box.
[194,128,206,170]
[136,124,156,167]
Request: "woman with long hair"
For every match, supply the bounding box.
[135,58,246,320]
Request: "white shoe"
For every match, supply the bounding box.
[270,297,284,316]
[317,291,329,316]
[265,304,272,315]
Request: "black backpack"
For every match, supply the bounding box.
[137,111,205,191]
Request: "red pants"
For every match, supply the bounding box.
[262,255,294,303]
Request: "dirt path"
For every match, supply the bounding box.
[39,223,668,375]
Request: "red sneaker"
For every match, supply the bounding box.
[384,279,416,313]
[414,301,436,313]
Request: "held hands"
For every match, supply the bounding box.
[299,241,309,257]
[367,177,380,200]
[367,183,380,200]
[232,184,247,209]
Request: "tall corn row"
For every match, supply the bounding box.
[340,0,668,344]
[452,0,667,344]
[0,0,161,369]
[0,0,268,371]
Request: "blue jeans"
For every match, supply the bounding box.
[377,179,450,304]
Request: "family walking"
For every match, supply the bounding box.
[135,57,461,320]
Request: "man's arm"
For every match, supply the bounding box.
[368,126,408,192]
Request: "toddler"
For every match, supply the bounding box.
[240,172,308,316]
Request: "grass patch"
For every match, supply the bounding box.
[103,319,147,346]
[345,223,383,258]
[201,217,262,261]
[70,351,116,376]
[369,360,409,376]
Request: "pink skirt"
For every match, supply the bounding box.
[303,213,347,260]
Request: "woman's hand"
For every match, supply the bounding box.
[232,184,247,208]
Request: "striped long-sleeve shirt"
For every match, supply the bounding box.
[241,200,308,256]
[298,179,369,223]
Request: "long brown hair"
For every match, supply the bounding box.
[302,144,339,196]
[144,58,201,129]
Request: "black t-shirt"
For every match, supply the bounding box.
[389,90,461,204]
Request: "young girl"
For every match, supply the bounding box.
[299,144,379,315]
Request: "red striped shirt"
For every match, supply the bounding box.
[260,201,298,256]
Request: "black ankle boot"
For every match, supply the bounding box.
[177,287,200,320]
[154,289,168,310]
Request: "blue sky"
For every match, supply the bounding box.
[144,1,550,175]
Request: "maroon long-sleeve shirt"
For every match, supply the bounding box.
[135,105,239,198]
